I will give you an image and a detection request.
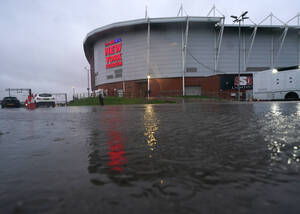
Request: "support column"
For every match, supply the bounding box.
[243,25,246,72]
[271,32,274,68]
[181,21,184,96]
[147,19,150,77]
[182,17,189,96]
[246,26,257,68]
[298,29,300,65]
[215,17,224,72]
[147,19,151,97]
[214,24,217,72]
[276,27,288,67]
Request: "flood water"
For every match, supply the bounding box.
[0,102,300,214]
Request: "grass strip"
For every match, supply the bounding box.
[69,96,175,106]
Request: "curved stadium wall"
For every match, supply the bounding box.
[84,17,300,98]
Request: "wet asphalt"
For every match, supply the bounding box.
[0,102,300,214]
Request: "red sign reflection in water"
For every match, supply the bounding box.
[107,130,127,172]
[105,107,128,172]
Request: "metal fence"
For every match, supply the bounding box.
[73,89,252,101]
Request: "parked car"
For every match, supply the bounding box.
[1,97,21,108]
[34,93,55,107]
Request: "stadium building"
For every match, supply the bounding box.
[83,9,300,99]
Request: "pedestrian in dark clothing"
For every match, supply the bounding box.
[99,93,104,106]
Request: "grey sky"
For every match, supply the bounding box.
[0,0,299,101]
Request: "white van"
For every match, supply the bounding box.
[253,68,300,100]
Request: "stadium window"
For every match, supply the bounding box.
[186,67,197,72]
[107,75,114,80]
[114,69,123,78]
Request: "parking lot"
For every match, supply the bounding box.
[1,102,300,214]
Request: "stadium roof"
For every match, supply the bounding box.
[83,16,300,62]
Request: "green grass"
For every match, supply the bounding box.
[68,96,175,106]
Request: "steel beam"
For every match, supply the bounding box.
[246,26,257,68]
[276,26,288,66]
[243,22,246,71]
[207,5,215,17]
[207,5,224,17]
[181,21,184,95]
[145,6,148,18]
[215,17,224,72]
[147,19,150,77]
[5,88,31,96]
[258,13,272,25]
[177,5,182,16]
[272,14,286,25]
[271,33,274,68]
[177,4,187,16]
[146,19,150,97]
[287,14,299,25]
[182,17,189,96]
[298,29,300,65]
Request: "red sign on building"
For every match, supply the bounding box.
[105,38,123,69]
[234,76,253,86]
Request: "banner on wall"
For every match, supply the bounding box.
[105,38,123,69]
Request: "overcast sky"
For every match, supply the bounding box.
[0,0,299,101]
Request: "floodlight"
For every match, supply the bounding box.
[242,11,248,17]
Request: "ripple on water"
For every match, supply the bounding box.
[2,103,300,213]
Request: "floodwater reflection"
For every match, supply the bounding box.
[105,107,128,172]
[271,103,280,116]
[144,105,159,158]
[88,105,128,184]
[256,102,300,168]
[297,103,300,116]
[2,103,300,213]
[107,130,127,172]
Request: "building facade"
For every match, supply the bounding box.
[84,16,300,98]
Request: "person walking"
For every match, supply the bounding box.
[99,92,104,106]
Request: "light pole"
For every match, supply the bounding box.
[147,75,151,99]
[72,86,75,100]
[84,67,90,97]
[231,11,248,101]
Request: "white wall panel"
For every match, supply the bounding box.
[149,23,182,78]
[186,23,216,76]
[91,21,300,87]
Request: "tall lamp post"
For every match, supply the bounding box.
[84,67,90,97]
[231,11,248,101]
[147,75,151,99]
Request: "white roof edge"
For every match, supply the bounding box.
[84,16,300,45]
[225,24,300,29]
[84,16,222,45]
